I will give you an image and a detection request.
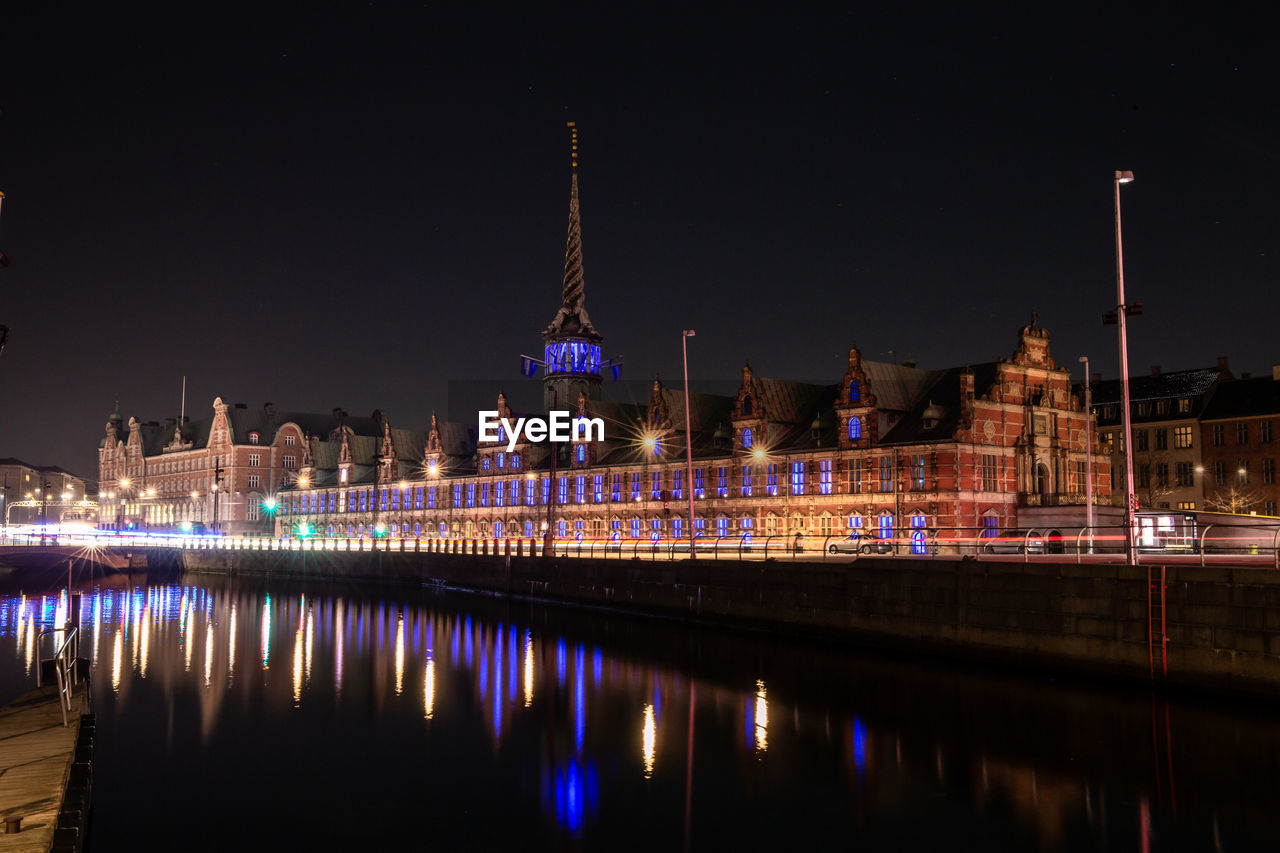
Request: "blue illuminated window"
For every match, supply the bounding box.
[360,491,368,512]
[428,487,436,509]
[593,475,603,502]
[673,469,684,499]
[576,444,586,463]
[694,468,705,498]
[767,464,778,496]
[717,517,728,537]
[414,522,421,537]
[511,454,521,470]
[848,417,861,440]
[819,459,832,495]
[557,520,567,538]
[559,477,569,504]
[848,514,863,530]
[574,476,585,504]
[742,427,753,448]
[910,512,927,554]
[611,474,621,501]
[415,487,424,509]
[631,473,641,501]
[544,341,602,375]
[453,484,462,507]
[911,454,926,490]
[524,521,534,537]
[497,452,505,468]
[466,483,475,508]
[380,489,388,511]
[651,471,661,500]
[673,518,683,538]
[481,483,490,507]
[850,381,860,402]
[495,481,505,507]
[390,489,398,511]
[526,479,536,506]
[482,457,491,471]
[717,467,728,497]
[790,461,805,495]
[494,521,503,538]
[630,518,641,538]
[879,512,894,539]
[741,464,753,496]
[653,437,662,456]
[543,478,551,505]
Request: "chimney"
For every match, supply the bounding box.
[1217,356,1230,371]
[1150,365,1160,377]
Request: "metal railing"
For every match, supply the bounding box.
[36,626,80,727]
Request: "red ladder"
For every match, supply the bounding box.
[1147,565,1168,680]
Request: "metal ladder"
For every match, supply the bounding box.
[1147,565,1168,681]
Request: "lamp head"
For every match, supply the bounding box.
[1115,170,1135,184]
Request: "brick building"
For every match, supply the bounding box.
[97,400,399,534]
[272,158,1112,546]
[1089,361,1231,512]
[1198,366,1280,518]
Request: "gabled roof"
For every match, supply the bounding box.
[1089,367,1224,405]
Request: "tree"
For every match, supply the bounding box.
[1204,484,1266,515]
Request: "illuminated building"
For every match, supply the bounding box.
[272,145,1113,546]
[96,400,424,534]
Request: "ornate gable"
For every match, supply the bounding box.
[834,344,878,448]
[731,361,766,452]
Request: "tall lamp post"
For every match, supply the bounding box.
[1111,170,1139,565]
[1078,355,1095,552]
[681,330,697,558]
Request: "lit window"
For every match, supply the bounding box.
[248,432,260,445]
[742,428,753,449]
[497,452,505,468]
[576,445,586,463]
[482,457,491,471]
[848,417,861,441]
[284,435,296,446]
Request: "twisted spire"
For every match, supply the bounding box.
[545,122,600,340]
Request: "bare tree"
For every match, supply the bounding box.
[1135,451,1178,509]
[1204,484,1266,514]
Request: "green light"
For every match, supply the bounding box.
[374,523,387,537]
[263,497,277,513]
[297,521,311,538]
[180,521,192,533]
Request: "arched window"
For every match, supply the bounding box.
[511,454,521,470]
[910,511,928,555]
[576,444,586,463]
[481,457,491,471]
[742,396,753,416]
[848,417,862,440]
[653,437,662,456]
[497,452,505,468]
[742,427,753,449]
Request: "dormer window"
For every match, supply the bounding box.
[284,434,296,446]
[248,432,260,445]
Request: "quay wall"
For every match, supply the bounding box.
[177,547,1280,694]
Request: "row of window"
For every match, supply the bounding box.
[1211,421,1276,447]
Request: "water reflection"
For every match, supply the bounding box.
[1,580,1279,850]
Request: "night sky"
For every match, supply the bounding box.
[1,6,1275,481]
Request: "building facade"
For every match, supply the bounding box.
[0,458,88,525]
[271,158,1113,546]
[97,401,410,534]
[1198,366,1280,518]
[1089,362,1230,512]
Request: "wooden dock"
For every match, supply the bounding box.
[0,682,91,852]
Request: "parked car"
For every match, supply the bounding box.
[828,531,894,555]
[981,529,1046,554]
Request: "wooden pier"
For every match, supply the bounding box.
[0,682,92,852]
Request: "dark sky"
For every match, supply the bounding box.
[1,5,1275,480]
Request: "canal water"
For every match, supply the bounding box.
[2,574,1279,851]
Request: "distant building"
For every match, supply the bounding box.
[96,401,415,534]
[1088,361,1231,512]
[272,152,1112,545]
[0,457,87,525]
[1198,366,1280,518]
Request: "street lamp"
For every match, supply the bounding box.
[681,330,697,558]
[1079,356,1094,551]
[1111,169,1139,565]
